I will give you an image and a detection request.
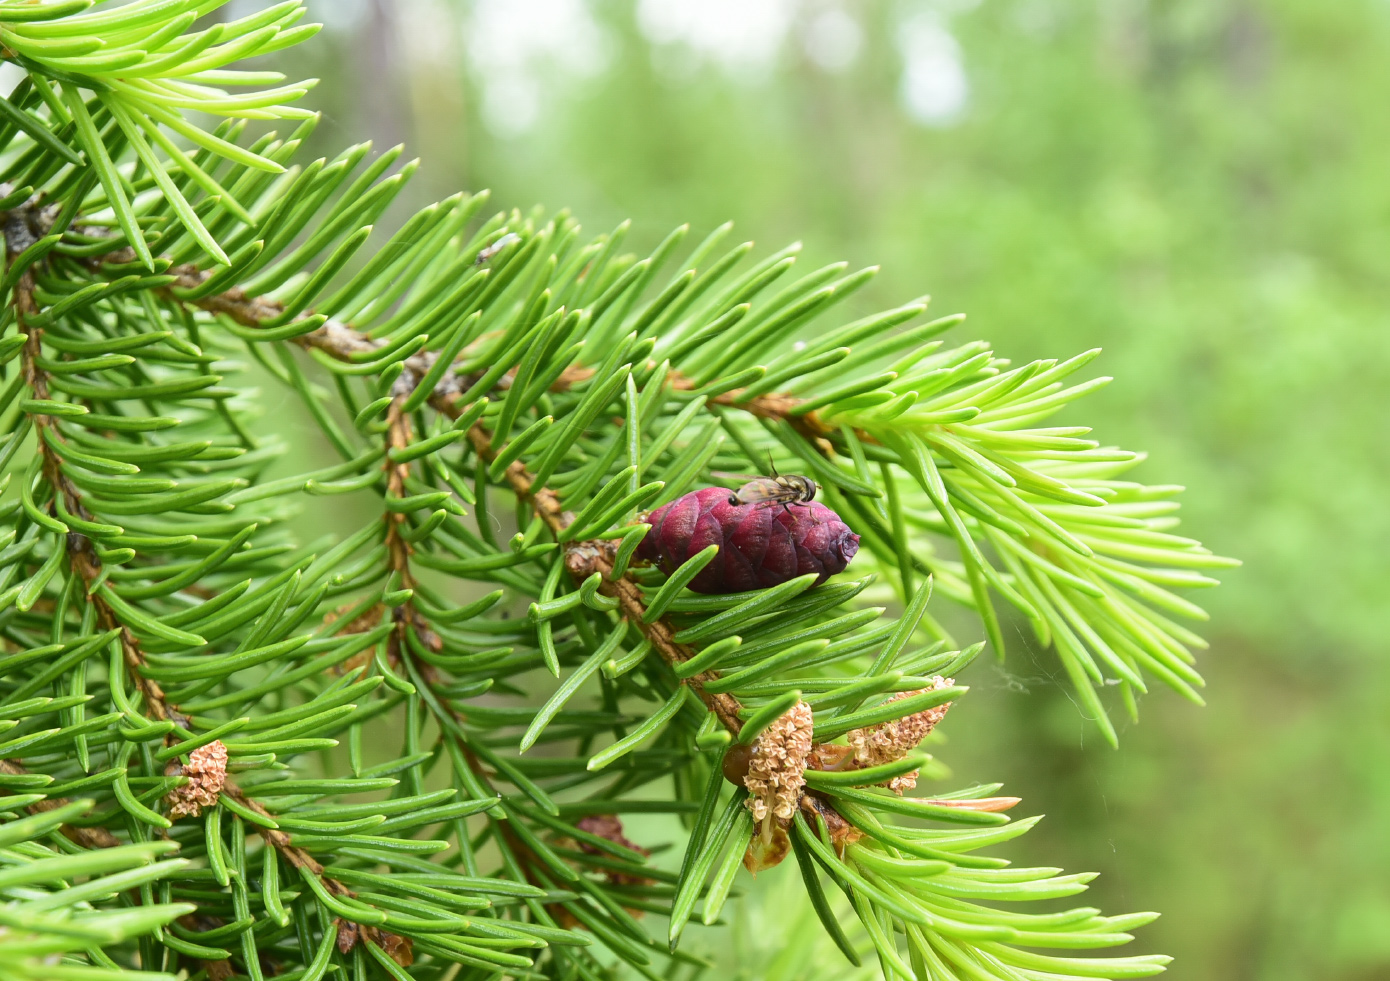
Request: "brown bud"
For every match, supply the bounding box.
[576,814,653,888]
[722,743,753,785]
[336,919,359,955]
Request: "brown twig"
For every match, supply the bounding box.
[670,376,833,446]
[563,534,746,733]
[0,759,121,848]
[382,399,416,587]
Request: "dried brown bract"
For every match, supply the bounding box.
[335,920,413,966]
[375,931,414,967]
[322,601,386,636]
[165,740,228,819]
[806,742,853,771]
[800,794,864,853]
[743,824,791,873]
[324,601,386,675]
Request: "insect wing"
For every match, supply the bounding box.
[732,478,801,506]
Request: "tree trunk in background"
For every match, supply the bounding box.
[363,0,406,151]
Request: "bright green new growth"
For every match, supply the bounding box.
[0,3,1235,980]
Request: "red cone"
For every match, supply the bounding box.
[637,487,860,594]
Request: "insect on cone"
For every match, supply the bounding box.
[639,486,860,593]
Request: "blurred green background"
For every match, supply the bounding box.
[236,0,1390,976]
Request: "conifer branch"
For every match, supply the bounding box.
[368,393,612,939]
[0,7,1222,977]
[13,208,820,751]
[5,203,384,963]
[163,257,760,733]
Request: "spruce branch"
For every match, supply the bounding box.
[5,207,407,971]
[0,4,1230,978]
[150,257,759,734]
[1,0,320,268]
[160,235,1154,974]
[165,262,826,737]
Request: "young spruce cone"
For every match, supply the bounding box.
[165,740,228,820]
[638,486,860,594]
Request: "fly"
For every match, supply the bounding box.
[713,457,818,510]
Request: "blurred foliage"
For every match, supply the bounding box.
[262,1,1390,978]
